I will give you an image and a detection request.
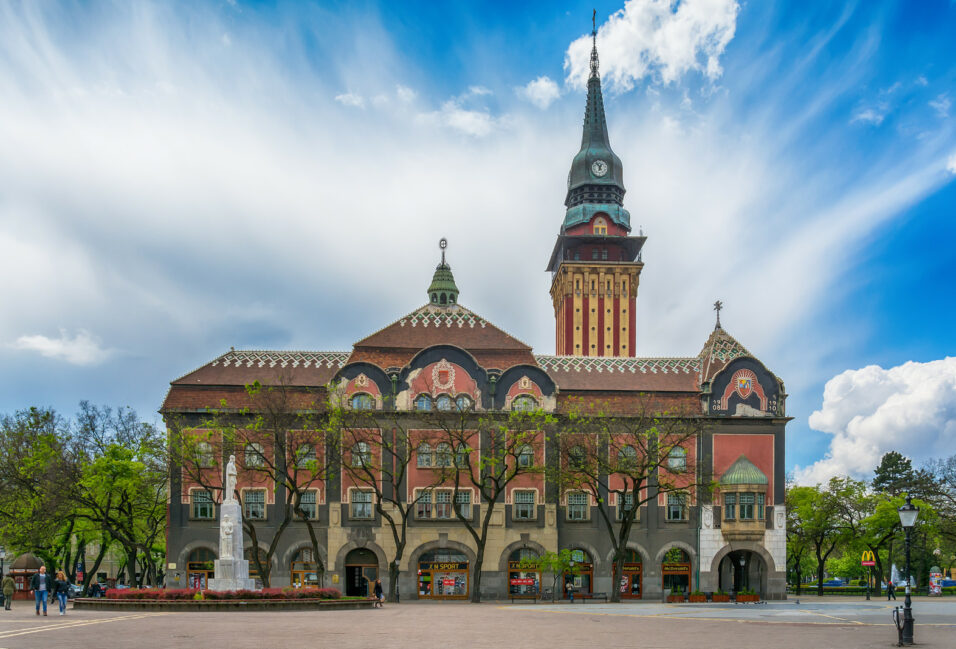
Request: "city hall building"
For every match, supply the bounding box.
[162,36,789,601]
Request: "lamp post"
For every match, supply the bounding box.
[0,547,5,579]
[898,495,920,645]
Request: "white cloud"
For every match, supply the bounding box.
[564,0,739,90]
[334,92,365,108]
[916,75,929,87]
[794,358,956,484]
[851,106,887,126]
[947,153,956,175]
[518,76,560,109]
[468,85,492,97]
[14,330,112,366]
[929,94,950,118]
[419,100,497,137]
[396,85,416,103]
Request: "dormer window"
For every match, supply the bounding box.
[593,217,607,235]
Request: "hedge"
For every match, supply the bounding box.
[105,587,343,601]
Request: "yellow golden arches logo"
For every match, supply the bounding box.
[861,550,876,566]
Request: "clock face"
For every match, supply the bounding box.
[591,160,608,177]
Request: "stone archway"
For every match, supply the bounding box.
[407,539,478,600]
[709,542,777,598]
[497,539,548,571]
[281,541,328,588]
[656,542,697,595]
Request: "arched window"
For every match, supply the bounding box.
[455,395,473,411]
[417,442,433,467]
[593,217,607,235]
[512,395,537,412]
[517,444,534,468]
[295,444,316,468]
[431,293,438,304]
[291,547,323,588]
[455,443,469,467]
[435,442,453,467]
[245,442,265,468]
[667,447,687,471]
[618,445,637,467]
[436,394,453,411]
[194,441,214,468]
[351,442,371,468]
[415,394,433,412]
[351,393,374,410]
[440,293,447,305]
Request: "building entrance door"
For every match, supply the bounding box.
[344,548,378,597]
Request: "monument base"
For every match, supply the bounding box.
[208,558,257,592]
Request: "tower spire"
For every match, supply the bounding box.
[427,238,459,307]
[590,8,599,80]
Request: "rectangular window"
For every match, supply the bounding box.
[244,490,266,520]
[618,492,635,520]
[435,491,452,519]
[297,490,317,520]
[739,492,755,520]
[455,491,471,519]
[666,493,687,521]
[416,491,432,519]
[724,492,736,520]
[191,490,214,520]
[567,492,588,521]
[514,491,535,520]
[757,493,765,520]
[351,490,373,520]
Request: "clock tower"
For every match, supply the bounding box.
[547,22,645,357]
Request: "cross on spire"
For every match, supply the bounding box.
[589,9,600,79]
[713,300,723,329]
[439,237,447,265]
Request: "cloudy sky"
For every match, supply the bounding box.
[1,0,954,483]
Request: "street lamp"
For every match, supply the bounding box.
[898,495,920,645]
[0,547,6,579]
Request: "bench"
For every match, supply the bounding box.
[509,593,539,603]
[572,592,608,603]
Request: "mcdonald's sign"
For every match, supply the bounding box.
[861,551,876,567]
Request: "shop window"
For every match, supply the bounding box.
[618,492,636,520]
[512,395,537,412]
[418,550,469,599]
[739,492,755,520]
[244,490,266,520]
[191,489,214,520]
[186,548,216,589]
[435,491,452,519]
[291,547,322,589]
[351,442,371,468]
[724,492,736,520]
[244,442,266,468]
[667,446,687,471]
[295,444,316,468]
[509,548,541,597]
[436,394,453,411]
[513,491,536,520]
[415,394,433,411]
[194,441,214,468]
[296,490,317,520]
[517,444,534,468]
[351,490,373,519]
[567,492,588,521]
[416,442,433,467]
[351,393,374,410]
[435,443,453,467]
[666,492,687,521]
[455,491,471,519]
[455,395,473,411]
[416,491,432,519]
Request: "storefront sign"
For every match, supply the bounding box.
[509,561,538,570]
[442,578,457,588]
[421,562,468,571]
[510,578,535,586]
[662,563,690,574]
[623,563,642,572]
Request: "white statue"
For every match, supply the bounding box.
[220,514,235,560]
[224,454,238,502]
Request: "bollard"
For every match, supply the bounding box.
[892,606,904,647]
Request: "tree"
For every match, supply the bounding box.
[170,380,330,587]
[785,484,812,594]
[519,549,580,602]
[551,397,706,602]
[788,483,847,595]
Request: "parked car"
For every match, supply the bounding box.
[67,583,82,599]
[822,579,845,587]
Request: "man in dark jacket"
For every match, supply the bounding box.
[30,566,54,616]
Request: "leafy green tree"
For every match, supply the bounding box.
[788,483,848,595]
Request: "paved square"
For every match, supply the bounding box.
[0,598,953,648]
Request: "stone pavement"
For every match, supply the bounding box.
[0,597,953,649]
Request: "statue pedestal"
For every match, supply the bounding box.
[207,499,257,591]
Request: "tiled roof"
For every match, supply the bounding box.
[171,350,349,388]
[535,355,701,392]
[698,326,752,383]
[211,350,350,370]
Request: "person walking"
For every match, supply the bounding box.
[53,571,70,616]
[373,578,384,608]
[887,579,897,601]
[566,580,575,603]
[30,565,54,616]
[2,573,15,611]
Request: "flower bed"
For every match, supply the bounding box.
[711,593,731,603]
[688,593,707,603]
[106,587,343,601]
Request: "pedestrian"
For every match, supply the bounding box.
[566,580,574,603]
[53,571,70,616]
[887,579,897,601]
[2,573,15,611]
[30,565,54,616]
[373,578,384,608]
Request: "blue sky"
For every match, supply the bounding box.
[1,0,954,482]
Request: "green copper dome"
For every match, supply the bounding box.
[719,455,768,486]
[427,239,459,306]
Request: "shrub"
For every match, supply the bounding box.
[104,587,342,601]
